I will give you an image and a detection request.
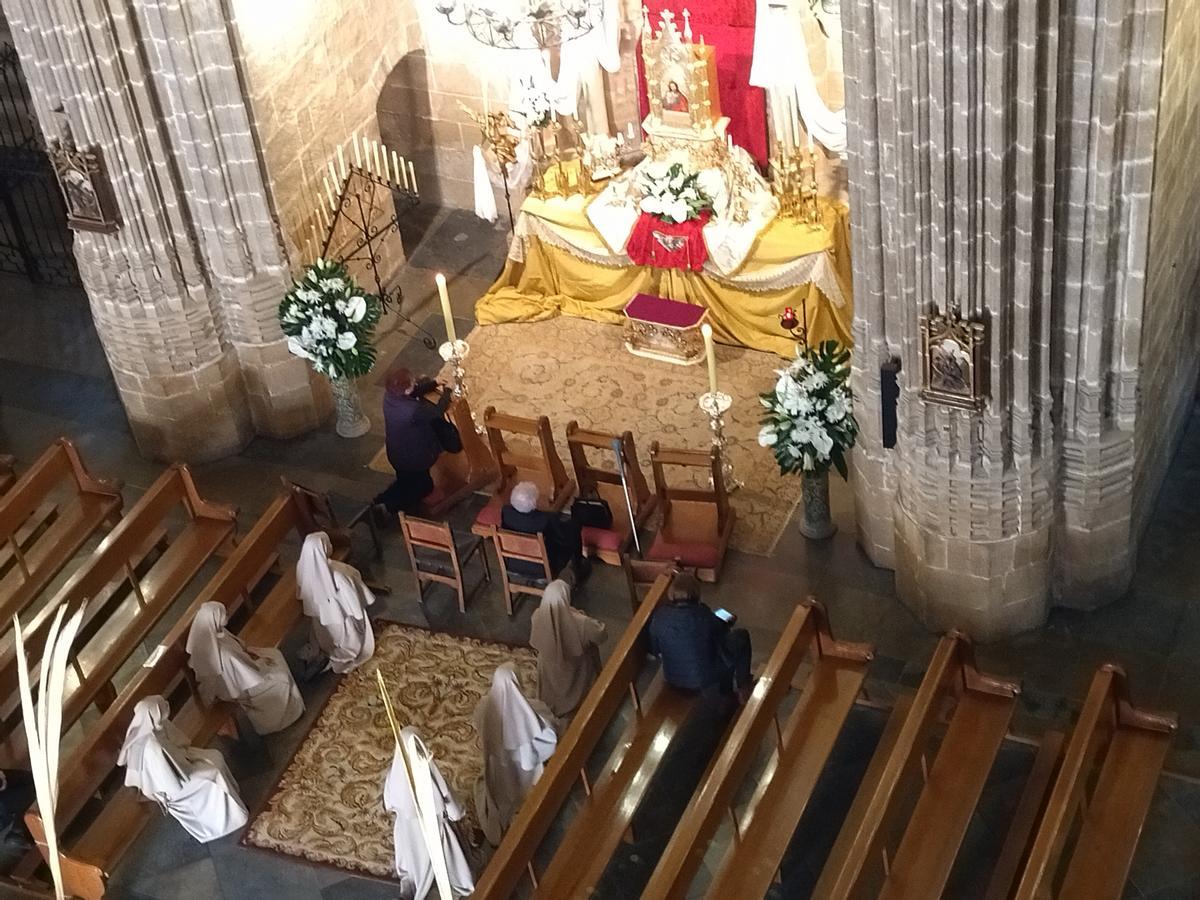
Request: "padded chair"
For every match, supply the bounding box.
[399,513,490,613]
[644,443,735,582]
[490,527,554,616]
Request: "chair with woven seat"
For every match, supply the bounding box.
[644,443,734,582]
[490,527,554,615]
[399,513,490,613]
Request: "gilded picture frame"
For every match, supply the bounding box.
[47,140,120,234]
[920,308,986,410]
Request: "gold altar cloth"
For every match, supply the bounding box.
[476,195,854,357]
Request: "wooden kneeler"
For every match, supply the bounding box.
[423,393,498,517]
[645,443,734,582]
[471,408,574,537]
[566,422,655,565]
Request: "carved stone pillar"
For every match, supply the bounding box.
[2,0,328,461]
[843,0,1166,639]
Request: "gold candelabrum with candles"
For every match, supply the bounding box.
[770,143,821,227]
[300,132,420,316]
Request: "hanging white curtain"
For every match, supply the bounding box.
[749,0,847,156]
[473,146,499,223]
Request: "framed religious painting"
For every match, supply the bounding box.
[920,308,986,410]
[47,139,120,234]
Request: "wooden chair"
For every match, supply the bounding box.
[1012,664,1176,900]
[24,487,350,900]
[0,438,123,635]
[471,408,574,537]
[566,422,655,565]
[621,553,685,612]
[490,527,553,616]
[399,513,490,613]
[422,393,498,516]
[643,599,874,900]
[645,443,734,582]
[472,573,682,899]
[0,464,234,764]
[815,631,1021,899]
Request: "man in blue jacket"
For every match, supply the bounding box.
[648,573,752,702]
[372,367,458,517]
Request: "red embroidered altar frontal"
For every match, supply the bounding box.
[626,211,711,272]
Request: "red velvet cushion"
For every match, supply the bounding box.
[581,526,624,553]
[474,502,502,529]
[646,535,720,569]
[419,485,448,512]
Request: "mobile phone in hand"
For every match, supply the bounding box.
[714,607,736,625]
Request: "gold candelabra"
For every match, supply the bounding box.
[770,144,821,227]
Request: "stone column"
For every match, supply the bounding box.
[843,0,1165,639]
[3,0,327,461]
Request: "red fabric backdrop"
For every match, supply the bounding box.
[637,0,769,167]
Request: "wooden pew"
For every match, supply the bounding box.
[472,573,678,899]
[0,438,123,631]
[0,464,232,762]
[0,454,14,494]
[1012,664,1176,900]
[815,631,1020,899]
[645,443,734,583]
[471,408,574,537]
[422,394,498,516]
[566,422,655,565]
[643,600,874,900]
[24,486,350,900]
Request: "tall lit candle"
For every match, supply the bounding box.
[407,160,417,194]
[336,145,347,179]
[353,131,362,168]
[701,323,717,395]
[435,273,457,343]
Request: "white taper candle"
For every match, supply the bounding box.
[701,323,717,395]
[435,273,456,343]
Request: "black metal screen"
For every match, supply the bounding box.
[0,42,80,286]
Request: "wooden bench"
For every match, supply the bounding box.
[566,422,655,565]
[1012,664,1176,900]
[0,438,123,635]
[471,408,574,537]
[0,454,15,494]
[472,573,680,899]
[643,600,874,900]
[0,464,233,760]
[422,393,498,516]
[644,443,734,583]
[815,631,1020,899]
[24,486,350,900]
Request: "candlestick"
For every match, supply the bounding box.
[390,150,399,188]
[701,323,718,395]
[353,131,361,168]
[399,154,410,190]
[407,160,417,194]
[322,175,336,211]
[627,122,636,141]
[374,141,384,180]
[326,160,339,192]
[336,145,347,179]
[435,273,456,343]
[698,390,741,493]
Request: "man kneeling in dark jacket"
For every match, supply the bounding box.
[648,573,752,702]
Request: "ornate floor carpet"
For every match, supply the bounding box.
[371,316,800,555]
[242,623,538,879]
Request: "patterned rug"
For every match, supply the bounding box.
[370,316,801,555]
[242,623,538,879]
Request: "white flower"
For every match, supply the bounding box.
[334,298,347,314]
[801,371,829,392]
[345,295,367,323]
[286,336,312,360]
[640,195,663,216]
[826,391,849,422]
[758,425,778,447]
[318,277,346,293]
[336,332,357,350]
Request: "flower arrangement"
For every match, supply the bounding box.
[758,340,857,478]
[279,259,382,380]
[512,76,554,129]
[638,161,715,224]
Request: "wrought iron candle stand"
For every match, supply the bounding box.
[698,390,742,493]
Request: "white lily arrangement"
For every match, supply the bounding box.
[638,160,715,224]
[512,76,554,129]
[279,259,382,380]
[759,340,858,478]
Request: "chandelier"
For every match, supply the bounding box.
[434,0,604,50]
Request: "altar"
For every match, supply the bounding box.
[477,192,852,358]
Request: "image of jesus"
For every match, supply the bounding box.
[662,80,689,113]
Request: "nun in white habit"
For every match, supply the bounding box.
[118,695,248,842]
[296,531,376,674]
[384,726,475,899]
[529,579,606,720]
[472,664,557,846]
[185,601,304,735]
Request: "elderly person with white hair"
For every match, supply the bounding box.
[118,695,248,842]
[500,481,590,582]
[296,531,376,674]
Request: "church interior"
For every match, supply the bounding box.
[0,0,1196,898]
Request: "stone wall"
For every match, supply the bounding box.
[1134,0,1200,532]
